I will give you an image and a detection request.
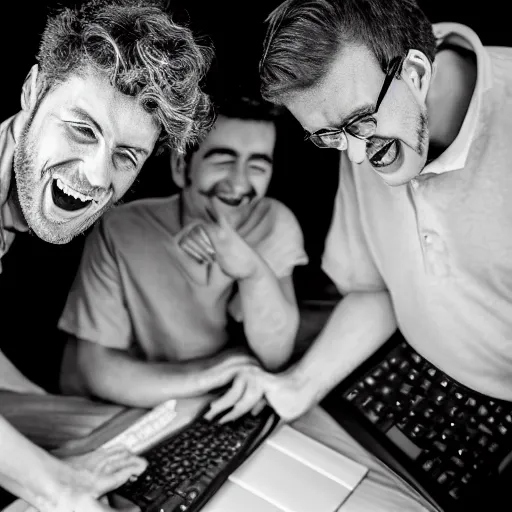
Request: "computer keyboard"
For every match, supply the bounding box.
[101,399,178,454]
[322,333,512,512]
[112,405,279,512]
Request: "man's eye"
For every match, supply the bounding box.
[118,152,138,167]
[71,124,96,140]
[367,138,399,168]
[249,164,269,174]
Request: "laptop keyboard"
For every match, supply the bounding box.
[341,340,512,505]
[114,407,278,511]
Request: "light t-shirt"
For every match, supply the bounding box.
[59,195,308,362]
[322,23,512,400]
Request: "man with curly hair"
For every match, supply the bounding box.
[0,0,213,510]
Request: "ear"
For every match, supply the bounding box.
[170,150,187,189]
[21,64,42,112]
[401,50,433,102]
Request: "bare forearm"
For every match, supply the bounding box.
[293,291,396,404]
[0,416,76,511]
[78,344,226,408]
[238,261,298,371]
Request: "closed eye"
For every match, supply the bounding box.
[115,151,138,169]
[249,164,270,174]
[70,124,96,141]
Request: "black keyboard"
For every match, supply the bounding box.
[112,406,279,512]
[322,332,512,512]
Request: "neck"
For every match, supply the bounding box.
[426,47,477,154]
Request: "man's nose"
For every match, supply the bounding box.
[346,134,367,164]
[229,164,251,195]
[80,146,113,191]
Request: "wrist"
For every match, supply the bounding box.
[239,255,267,282]
[33,462,82,512]
[287,362,321,405]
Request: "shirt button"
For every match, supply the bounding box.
[423,233,431,244]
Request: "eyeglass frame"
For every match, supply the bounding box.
[304,56,405,150]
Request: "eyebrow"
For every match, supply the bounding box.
[203,147,273,164]
[312,103,376,135]
[68,106,149,156]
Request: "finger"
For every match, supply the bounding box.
[204,377,246,421]
[180,239,208,264]
[251,398,266,416]
[211,197,233,231]
[93,457,148,496]
[190,226,216,260]
[187,234,215,264]
[218,384,262,424]
[101,453,147,477]
[194,225,216,255]
[88,446,135,472]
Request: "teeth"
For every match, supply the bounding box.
[217,195,247,205]
[56,178,93,202]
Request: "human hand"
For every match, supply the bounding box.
[64,446,147,498]
[176,221,216,266]
[204,366,317,424]
[25,447,146,512]
[177,198,264,280]
[203,348,261,393]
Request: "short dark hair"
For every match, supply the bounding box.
[37,0,214,153]
[215,94,283,123]
[183,94,282,161]
[260,0,436,103]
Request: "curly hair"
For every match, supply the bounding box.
[37,0,214,153]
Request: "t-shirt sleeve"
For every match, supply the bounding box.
[321,164,387,295]
[58,217,132,350]
[256,200,309,278]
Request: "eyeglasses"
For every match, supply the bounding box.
[304,56,404,150]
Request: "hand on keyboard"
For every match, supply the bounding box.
[65,445,148,498]
[205,365,314,423]
[24,447,147,512]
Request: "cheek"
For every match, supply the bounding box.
[250,172,272,197]
[111,171,139,201]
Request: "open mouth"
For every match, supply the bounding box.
[51,178,93,212]
[216,195,249,207]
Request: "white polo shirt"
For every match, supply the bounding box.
[322,23,512,400]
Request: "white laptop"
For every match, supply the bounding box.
[203,424,368,512]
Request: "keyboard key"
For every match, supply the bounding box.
[450,456,465,469]
[399,383,413,395]
[407,369,420,382]
[345,390,359,401]
[420,379,432,392]
[449,486,460,500]
[365,376,377,386]
[388,372,400,383]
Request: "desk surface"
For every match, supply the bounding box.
[4,396,433,512]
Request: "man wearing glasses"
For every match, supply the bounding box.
[208,0,512,432]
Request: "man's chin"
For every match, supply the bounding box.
[25,206,105,245]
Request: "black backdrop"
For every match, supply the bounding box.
[0,0,509,390]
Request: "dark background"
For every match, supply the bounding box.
[0,0,509,391]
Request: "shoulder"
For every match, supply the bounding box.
[100,195,179,242]
[256,198,308,276]
[265,198,303,240]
